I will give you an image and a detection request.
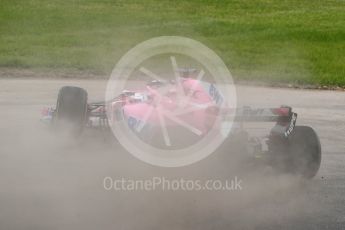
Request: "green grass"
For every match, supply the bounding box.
[0,0,344,86]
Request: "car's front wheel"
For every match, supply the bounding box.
[53,86,88,136]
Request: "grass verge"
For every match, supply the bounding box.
[0,0,344,86]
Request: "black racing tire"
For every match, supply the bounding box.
[53,86,88,136]
[269,126,321,178]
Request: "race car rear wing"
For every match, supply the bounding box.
[233,106,295,123]
[236,106,297,137]
[207,106,295,122]
[211,106,297,137]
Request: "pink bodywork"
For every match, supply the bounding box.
[110,78,221,135]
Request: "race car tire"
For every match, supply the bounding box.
[54,86,88,136]
[269,126,321,178]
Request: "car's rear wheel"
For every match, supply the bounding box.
[269,126,321,178]
[53,86,88,136]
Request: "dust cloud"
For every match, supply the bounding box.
[0,79,325,230]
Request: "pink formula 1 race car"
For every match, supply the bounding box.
[42,74,321,178]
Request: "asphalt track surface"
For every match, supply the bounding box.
[0,78,344,230]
